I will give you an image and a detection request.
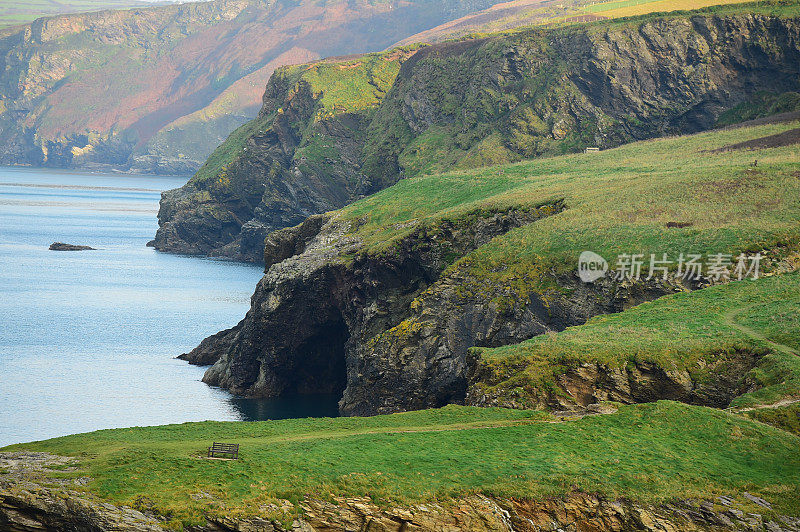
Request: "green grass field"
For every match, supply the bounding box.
[337,114,800,413]
[0,0,148,29]
[4,402,799,527]
[340,117,800,294]
[538,0,799,28]
[2,2,798,529]
[583,0,751,17]
[4,111,800,529]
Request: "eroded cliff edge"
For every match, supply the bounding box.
[153,12,800,261]
[183,206,687,415]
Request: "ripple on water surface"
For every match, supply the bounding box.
[0,167,338,447]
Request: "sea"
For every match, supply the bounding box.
[0,167,338,447]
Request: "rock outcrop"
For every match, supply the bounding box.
[183,202,695,415]
[467,350,765,412]
[49,242,95,251]
[295,492,800,532]
[0,452,163,531]
[154,12,800,260]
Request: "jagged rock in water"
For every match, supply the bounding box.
[49,242,95,251]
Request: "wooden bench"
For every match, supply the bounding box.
[207,442,239,459]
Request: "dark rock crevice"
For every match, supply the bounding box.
[289,313,349,396]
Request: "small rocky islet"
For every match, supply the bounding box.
[48,242,95,251]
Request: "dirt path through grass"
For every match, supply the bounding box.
[723,305,799,358]
[170,419,545,451]
[736,397,800,413]
[723,304,800,412]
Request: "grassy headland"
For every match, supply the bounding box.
[4,402,799,527]
[0,0,147,29]
[472,272,800,410]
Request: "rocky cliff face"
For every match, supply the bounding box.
[172,11,800,416]
[182,203,690,415]
[0,0,499,174]
[151,50,418,260]
[154,12,800,260]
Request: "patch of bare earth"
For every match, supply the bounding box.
[710,127,800,153]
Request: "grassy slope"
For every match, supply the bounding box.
[189,50,408,188]
[473,272,800,409]
[717,92,800,127]
[582,0,752,18]
[4,402,799,526]
[337,115,800,408]
[340,118,800,288]
[745,402,800,435]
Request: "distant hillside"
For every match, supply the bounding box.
[393,0,754,45]
[0,0,501,174]
[0,0,149,29]
[392,0,585,45]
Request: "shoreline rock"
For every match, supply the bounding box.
[188,204,693,416]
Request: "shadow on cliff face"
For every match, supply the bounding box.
[196,203,596,415]
[290,313,349,396]
[226,393,341,421]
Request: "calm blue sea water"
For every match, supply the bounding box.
[0,167,338,447]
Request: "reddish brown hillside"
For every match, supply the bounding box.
[0,0,501,173]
